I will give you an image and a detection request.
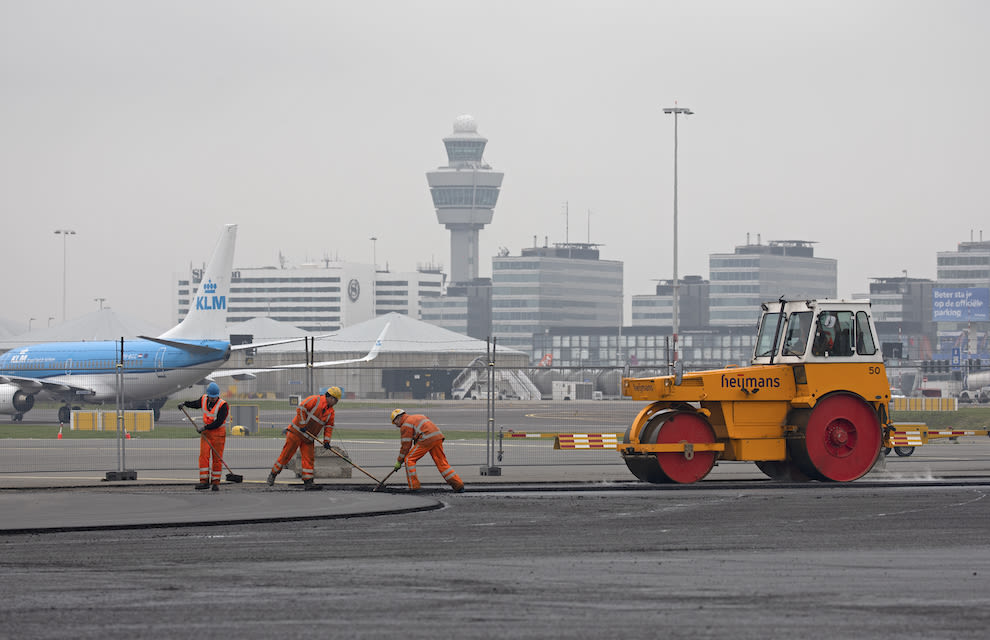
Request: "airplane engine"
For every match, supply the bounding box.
[0,385,36,416]
[11,389,34,413]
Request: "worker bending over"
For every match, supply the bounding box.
[390,409,464,492]
[179,382,228,491]
[268,386,341,490]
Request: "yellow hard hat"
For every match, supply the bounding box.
[325,386,342,400]
[390,408,406,422]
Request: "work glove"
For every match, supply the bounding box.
[177,403,184,410]
[323,441,332,450]
[393,461,402,472]
[196,425,205,434]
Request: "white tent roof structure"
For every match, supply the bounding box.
[232,312,523,356]
[0,309,166,349]
[226,317,309,341]
[317,312,524,355]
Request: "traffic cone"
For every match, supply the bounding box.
[57,426,62,439]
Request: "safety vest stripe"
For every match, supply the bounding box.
[412,417,433,438]
[299,399,322,425]
[418,431,442,441]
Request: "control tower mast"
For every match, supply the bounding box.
[426,115,503,284]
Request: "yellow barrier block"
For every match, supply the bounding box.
[891,397,957,412]
[97,411,155,432]
[70,411,100,431]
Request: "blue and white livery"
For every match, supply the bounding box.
[0,225,239,423]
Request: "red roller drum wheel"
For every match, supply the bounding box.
[790,393,882,482]
[639,411,718,484]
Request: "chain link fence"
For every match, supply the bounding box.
[0,365,650,477]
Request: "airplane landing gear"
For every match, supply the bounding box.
[58,406,71,424]
[13,413,23,422]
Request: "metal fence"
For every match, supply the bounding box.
[1,365,647,477]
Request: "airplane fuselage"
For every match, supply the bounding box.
[0,339,230,407]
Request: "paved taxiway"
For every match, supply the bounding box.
[3,441,990,638]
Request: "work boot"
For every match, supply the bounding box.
[266,472,276,486]
[211,484,219,492]
[195,482,210,490]
[302,479,321,491]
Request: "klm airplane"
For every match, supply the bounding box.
[0,225,387,423]
[0,224,240,423]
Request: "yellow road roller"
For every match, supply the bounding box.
[620,299,895,483]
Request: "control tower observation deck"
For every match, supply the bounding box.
[426,115,504,284]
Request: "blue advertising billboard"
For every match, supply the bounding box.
[932,288,990,322]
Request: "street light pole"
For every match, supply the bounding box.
[662,105,693,363]
[29,317,36,332]
[54,229,77,322]
[94,297,106,310]
[370,236,378,317]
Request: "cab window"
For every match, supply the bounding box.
[754,312,782,358]
[782,311,813,356]
[812,311,855,357]
[855,311,877,355]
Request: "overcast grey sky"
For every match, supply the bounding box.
[2,0,988,334]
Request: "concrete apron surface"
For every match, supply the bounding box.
[0,487,442,534]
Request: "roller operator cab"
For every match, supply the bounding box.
[620,299,890,483]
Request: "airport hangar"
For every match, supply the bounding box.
[219,312,530,400]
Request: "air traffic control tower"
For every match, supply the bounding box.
[426,115,503,284]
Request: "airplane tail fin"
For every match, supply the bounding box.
[159,224,237,341]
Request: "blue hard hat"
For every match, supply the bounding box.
[206,382,220,397]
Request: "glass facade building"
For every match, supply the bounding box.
[533,325,756,369]
[631,275,710,328]
[492,243,623,359]
[708,239,837,326]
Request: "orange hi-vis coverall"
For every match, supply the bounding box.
[270,394,335,482]
[197,395,228,485]
[395,413,464,491]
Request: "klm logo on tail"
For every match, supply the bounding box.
[196,279,226,311]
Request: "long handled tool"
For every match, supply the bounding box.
[297,430,381,484]
[180,406,244,483]
[373,459,403,492]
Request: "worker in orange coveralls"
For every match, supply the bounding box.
[267,386,341,490]
[390,409,464,492]
[178,382,228,491]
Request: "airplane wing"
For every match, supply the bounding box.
[210,322,390,381]
[137,336,229,356]
[228,333,339,352]
[0,375,96,398]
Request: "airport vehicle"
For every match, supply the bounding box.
[620,299,920,483]
[0,225,386,423]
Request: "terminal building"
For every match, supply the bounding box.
[865,276,935,361]
[631,275,710,328]
[933,236,990,362]
[492,241,623,359]
[176,263,443,332]
[708,237,837,326]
